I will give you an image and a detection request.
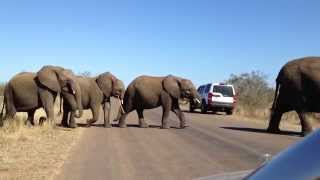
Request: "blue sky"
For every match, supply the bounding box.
[0,0,319,86]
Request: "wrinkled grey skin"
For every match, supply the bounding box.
[61,72,125,128]
[268,57,320,136]
[117,75,201,129]
[0,65,83,126]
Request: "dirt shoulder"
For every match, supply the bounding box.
[0,118,84,180]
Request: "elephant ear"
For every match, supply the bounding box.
[37,65,62,93]
[95,72,114,97]
[163,75,181,99]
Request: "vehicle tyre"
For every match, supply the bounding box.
[189,103,195,113]
[226,109,233,115]
[201,101,207,114]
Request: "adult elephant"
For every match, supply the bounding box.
[117,75,201,129]
[61,72,125,128]
[0,65,83,127]
[267,57,320,136]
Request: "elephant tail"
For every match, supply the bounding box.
[271,79,281,111]
[3,84,16,120]
[1,84,15,125]
[0,95,5,121]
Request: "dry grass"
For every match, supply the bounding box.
[181,101,320,131]
[0,97,121,180]
[225,71,320,130]
[0,106,84,180]
[234,105,320,130]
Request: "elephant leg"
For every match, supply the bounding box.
[1,108,15,127]
[297,111,313,136]
[103,101,112,128]
[5,104,16,120]
[69,111,77,128]
[118,99,134,128]
[171,101,186,129]
[61,103,69,127]
[26,110,36,126]
[39,116,47,126]
[267,110,283,133]
[39,89,55,126]
[137,109,148,128]
[161,92,172,129]
[87,105,101,127]
[118,113,128,128]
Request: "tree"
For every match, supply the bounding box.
[226,71,274,109]
[0,83,5,96]
[79,71,92,77]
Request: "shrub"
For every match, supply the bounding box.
[0,83,5,96]
[79,71,92,77]
[226,71,274,118]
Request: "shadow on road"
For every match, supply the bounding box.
[121,124,185,129]
[221,126,302,137]
[182,110,226,116]
[76,123,163,129]
[76,123,116,128]
[126,124,161,128]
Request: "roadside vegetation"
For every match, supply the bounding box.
[226,71,318,126]
[0,101,84,180]
[0,83,4,96]
[226,71,274,119]
[79,71,92,77]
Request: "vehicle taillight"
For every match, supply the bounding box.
[208,92,213,104]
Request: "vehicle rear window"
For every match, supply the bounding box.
[212,86,234,97]
[205,84,211,93]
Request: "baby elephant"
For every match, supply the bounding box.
[117,75,201,129]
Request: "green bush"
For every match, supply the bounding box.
[226,71,274,118]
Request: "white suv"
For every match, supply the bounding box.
[190,83,236,115]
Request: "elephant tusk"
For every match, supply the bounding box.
[117,97,125,114]
[72,90,76,95]
[194,98,201,104]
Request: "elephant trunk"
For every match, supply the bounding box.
[192,90,201,106]
[73,84,83,118]
[117,96,125,114]
[74,109,83,118]
[74,102,83,119]
[193,98,201,105]
[113,97,125,123]
[114,106,123,122]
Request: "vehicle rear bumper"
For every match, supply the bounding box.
[208,102,234,109]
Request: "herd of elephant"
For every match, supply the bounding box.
[0,65,201,129]
[0,56,320,135]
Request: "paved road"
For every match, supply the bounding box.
[56,108,301,180]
